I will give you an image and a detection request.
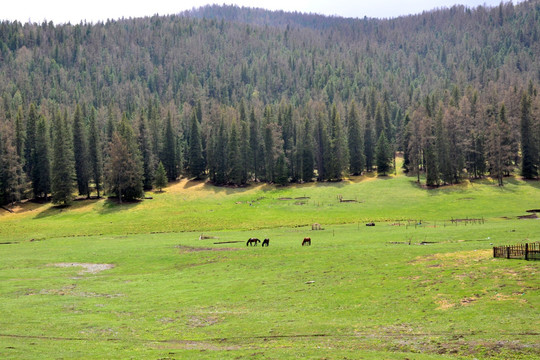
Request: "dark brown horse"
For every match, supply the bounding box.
[302,237,311,246]
[262,238,270,247]
[246,238,260,246]
[366,222,375,226]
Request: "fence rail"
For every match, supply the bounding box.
[493,242,540,261]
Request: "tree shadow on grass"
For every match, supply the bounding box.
[97,197,142,215]
[34,198,101,219]
[504,176,540,189]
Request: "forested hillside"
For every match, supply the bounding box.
[1,1,539,205]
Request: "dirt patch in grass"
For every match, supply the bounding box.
[28,284,123,298]
[410,250,491,266]
[187,315,220,328]
[176,245,241,252]
[459,296,478,306]
[153,340,241,351]
[52,263,115,274]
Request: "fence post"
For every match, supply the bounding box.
[506,246,510,259]
[525,243,529,261]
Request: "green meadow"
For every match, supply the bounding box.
[1,172,539,359]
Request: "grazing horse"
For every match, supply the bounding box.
[302,237,311,246]
[366,222,375,226]
[262,238,270,247]
[246,238,260,246]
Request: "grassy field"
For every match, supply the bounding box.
[1,172,539,359]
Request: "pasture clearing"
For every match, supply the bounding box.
[0,174,539,358]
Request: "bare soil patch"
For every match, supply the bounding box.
[153,340,240,351]
[176,245,240,252]
[52,263,115,274]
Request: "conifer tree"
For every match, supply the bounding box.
[0,124,25,206]
[15,106,24,159]
[263,118,275,183]
[105,115,144,203]
[275,153,289,186]
[314,114,329,181]
[364,112,374,171]
[424,142,439,186]
[51,111,75,206]
[249,108,260,180]
[24,103,38,178]
[187,110,205,179]
[301,119,314,182]
[32,116,51,199]
[407,112,422,183]
[162,111,178,181]
[240,119,249,184]
[214,119,227,185]
[328,105,347,180]
[375,132,392,176]
[227,121,242,185]
[88,106,103,197]
[138,110,155,190]
[73,104,90,197]
[435,108,452,184]
[520,93,538,179]
[154,161,167,192]
[348,101,365,175]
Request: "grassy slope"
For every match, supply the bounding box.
[0,173,539,359]
[1,172,539,242]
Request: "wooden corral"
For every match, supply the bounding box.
[493,242,540,261]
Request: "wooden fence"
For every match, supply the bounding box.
[493,242,540,261]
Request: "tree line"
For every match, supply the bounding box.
[0,2,540,205]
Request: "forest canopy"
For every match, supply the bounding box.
[0,1,539,205]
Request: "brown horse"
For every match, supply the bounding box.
[246,238,260,246]
[302,237,311,246]
[262,238,270,247]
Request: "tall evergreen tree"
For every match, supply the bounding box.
[520,93,538,179]
[275,153,289,186]
[138,110,155,190]
[240,119,249,185]
[187,110,205,179]
[162,111,178,181]
[72,104,90,197]
[32,116,51,199]
[375,132,392,176]
[435,108,452,184]
[51,111,75,206]
[15,106,24,159]
[227,121,243,185]
[314,113,329,181]
[263,118,275,183]
[301,119,314,182]
[348,101,365,175]
[0,125,25,206]
[88,106,103,197]
[214,119,227,185]
[24,103,38,178]
[105,115,144,203]
[364,112,375,171]
[154,161,168,192]
[249,108,261,180]
[327,104,347,180]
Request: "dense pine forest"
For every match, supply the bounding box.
[1,1,540,205]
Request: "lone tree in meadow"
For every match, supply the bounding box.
[154,161,167,192]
